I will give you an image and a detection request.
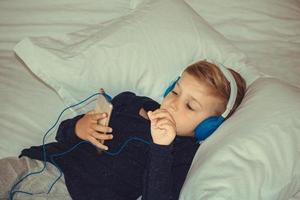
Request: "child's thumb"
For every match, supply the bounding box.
[147,111,153,119]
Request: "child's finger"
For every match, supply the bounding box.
[157,122,176,130]
[88,136,109,150]
[91,113,108,121]
[154,121,176,136]
[92,124,113,133]
[148,111,156,123]
[91,131,113,141]
[156,118,175,128]
[148,109,175,124]
[151,109,171,118]
[147,111,153,119]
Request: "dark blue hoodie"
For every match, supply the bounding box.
[20,92,199,200]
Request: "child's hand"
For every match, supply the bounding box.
[75,111,113,150]
[147,109,176,145]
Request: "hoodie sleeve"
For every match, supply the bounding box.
[142,137,199,200]
[142,143,175,200]
[55,114,84,146]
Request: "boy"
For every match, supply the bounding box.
[0,60,246,200]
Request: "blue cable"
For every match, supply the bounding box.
[8,92,150,199]
[48,141,88,194]
[47,136,150,194]
[9,92,101,199]
[104,137,150,156]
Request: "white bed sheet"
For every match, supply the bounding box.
[0,0,134,158]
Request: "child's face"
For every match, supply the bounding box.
[160,72,224,137]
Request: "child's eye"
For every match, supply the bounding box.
[171,90,178,95]
[186,103,194,111]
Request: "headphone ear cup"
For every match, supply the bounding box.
[195,116,224,141]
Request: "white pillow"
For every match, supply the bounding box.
[14,0,259,113]
[180,77,300,200]
[184,0,300,89]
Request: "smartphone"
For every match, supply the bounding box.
[94,91,113,145]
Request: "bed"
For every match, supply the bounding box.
[0,0,299,199]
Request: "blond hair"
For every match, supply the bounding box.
[184,60,246,119]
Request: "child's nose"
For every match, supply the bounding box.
[168,99,177,112]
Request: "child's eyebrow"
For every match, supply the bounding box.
[177,82,203,109]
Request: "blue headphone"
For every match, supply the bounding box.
[163,63,238,142]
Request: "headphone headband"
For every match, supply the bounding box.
[216,63,238,118]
